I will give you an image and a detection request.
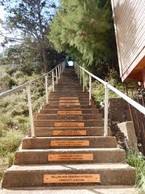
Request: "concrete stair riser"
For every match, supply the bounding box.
[44,105,97,109]
[22,137,117,149]
[44,101,91,106]
[2,164,135,188]
[49,93,89,97]
[39,109,100,114]
[49,96,90,100]
[14,149,126,164]
[35,114,102,120]
[34,120,104,127]
[33,127,105,137]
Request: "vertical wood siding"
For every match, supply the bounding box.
[111,0,145,80]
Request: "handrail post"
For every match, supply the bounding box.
[60,64,62,74]
[62,63,65,72]
[26,85,35,137]
[52,70,55,92]
[104,83,109,136]
[45,75,48,104]
[58,65,60,79]
[55,67,58,84]
[83,70,85,92]
[80,68,82,85]
[77,66,79,78]
[77,66,80,79]
[89,75,92,105]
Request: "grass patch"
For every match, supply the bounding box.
[0,65,50,181]
[126,149,145,192]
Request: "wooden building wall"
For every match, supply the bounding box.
[111,0,145,82]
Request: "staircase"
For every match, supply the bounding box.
[1,67,136,193]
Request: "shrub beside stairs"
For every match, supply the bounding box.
[1,67,136,193]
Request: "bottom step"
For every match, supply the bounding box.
[1,186,139,194]
[2,163,135,188]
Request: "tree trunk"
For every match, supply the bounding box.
[42,48,49,72]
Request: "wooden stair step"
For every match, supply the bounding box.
[1,186,139,194]
[14,148,125,164]
[35,113,102,120]
[2,164,135,187]
[33,126,107,137]
[39,109,100,114]
[34,120,104,127]
[22,136,117,149]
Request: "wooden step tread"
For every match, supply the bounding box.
[23,136,115,140]
[3,164,135,186]
[5,163,135,172]
[1,186,138,194]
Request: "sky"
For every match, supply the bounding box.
[0,0,60,52]
[0,6,5,20]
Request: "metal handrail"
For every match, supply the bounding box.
[75,64,145,136]
[0,83,27,99]
[0,63,65,137]
[0,64,61,99]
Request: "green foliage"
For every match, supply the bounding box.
[8,152,15,167]
[91,69,136,103]
[13,71,24,79]
[0,130,24,157]
[126,149,145,191]
[6,66,17,75]
[50,0,118,75]
[0,73,15,91]
[0,122,4,137]
[0,67,49,179]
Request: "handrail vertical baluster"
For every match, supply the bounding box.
[60,64,62,74]
[26,84,35,137]
[52,70,55,92]
[104,84,109,136]
[55,67,58,84]
[89,75,92,105]
[58,65,61,79]
[80,68,82,85]
[77,66,79,78]
[83,70,85,92]
[78,66,80,79]
[45,75,48,104]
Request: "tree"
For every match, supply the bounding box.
[50,0,118,77]
[0,0,59,72]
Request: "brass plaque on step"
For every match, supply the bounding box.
[59,103,80,106]
[57,111,82,115]
[53,130,87,136]
[54,122,84,127]
[59,97,78,100]
[59,100,79,103]
[50,140,89,147]
[44,174,100,183]
[48,153,93,161]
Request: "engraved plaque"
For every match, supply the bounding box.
[53,130,87,136]
[54,122,84,127]
[59,102,80,106]
[51,140,89,147]
[59,97,78,100]
[44,174,100,183]
[59,100,79,103]
[57,111,82,115]
[48,153,93,161]
[59,97,78,99]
